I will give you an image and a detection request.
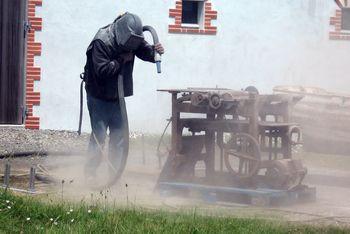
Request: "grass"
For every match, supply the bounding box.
[0,190,348,233]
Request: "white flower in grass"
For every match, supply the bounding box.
[69,209,73,212]
[5,200,10,204]
[7,206,11,209]
[88,209,91,213]
[71,219,74,223]
[26,217,30,221]
[50,218,53,221]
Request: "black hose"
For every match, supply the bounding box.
[77,26,161,189]
[142,26,159,44]
[143,25,161,73]
[78,73,85,135]
[103,26,162,187]
[102,73,130,188]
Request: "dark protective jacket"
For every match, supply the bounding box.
[84,24,155,101]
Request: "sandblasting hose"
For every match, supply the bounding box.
[104,73,129,188]
[78,73,85,135]
[143,25,161,74]
[78,73,129,189]
[80,26,161,188]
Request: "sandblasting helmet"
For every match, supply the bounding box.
[114,13,144,51]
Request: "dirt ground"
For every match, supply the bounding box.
[1,130,350,227]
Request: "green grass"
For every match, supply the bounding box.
[0,191,348,233]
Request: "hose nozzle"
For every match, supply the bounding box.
[156,61,161,74]
[155,52,162,73]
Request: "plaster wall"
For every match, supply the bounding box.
[36,0,350,133]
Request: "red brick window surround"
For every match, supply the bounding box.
[26,0,42,129]
[329,10,350,40]
[169,0,217,35]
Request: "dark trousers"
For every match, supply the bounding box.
[85,94,125,176]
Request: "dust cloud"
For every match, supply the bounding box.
[23,0,350,226]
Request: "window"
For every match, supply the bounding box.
[182,0,204,26]
[182,1,198,24]
[168,0,217,35]
[342,8,350,30]
[335,0,350,30]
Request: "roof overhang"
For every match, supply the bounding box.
[335,0,350,9]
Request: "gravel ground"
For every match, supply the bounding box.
[0,127,90,155]
[2,128,350,226]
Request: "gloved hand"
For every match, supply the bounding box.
[154,43,164,55]
[119,52,134,64]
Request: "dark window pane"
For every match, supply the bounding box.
[182,1,199,24]
[342,8,350,30]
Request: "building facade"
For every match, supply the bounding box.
[0,0,349,133]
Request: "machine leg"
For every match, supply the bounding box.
[205,114,216,178]
[3,163,11,188]
[29,167,36,192]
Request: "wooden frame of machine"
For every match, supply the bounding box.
[157,88,315,206]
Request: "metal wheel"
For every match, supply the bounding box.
[209,93,222,109]
[264,159,307,190]
[265,160,290,189]
[224,133,261,178]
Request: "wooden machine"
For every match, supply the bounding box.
[157,88,315,206]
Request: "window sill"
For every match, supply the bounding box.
[181,23,200,28]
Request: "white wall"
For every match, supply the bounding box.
[36,0,350,133]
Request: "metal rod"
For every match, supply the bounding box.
[3,163,10,188]
[217,114,224,172]
[274,135,278,160]
[29,167,36,192]
[269,133,272,161]
[220,147,224,172]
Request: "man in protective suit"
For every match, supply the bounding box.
[83,12,164,182]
